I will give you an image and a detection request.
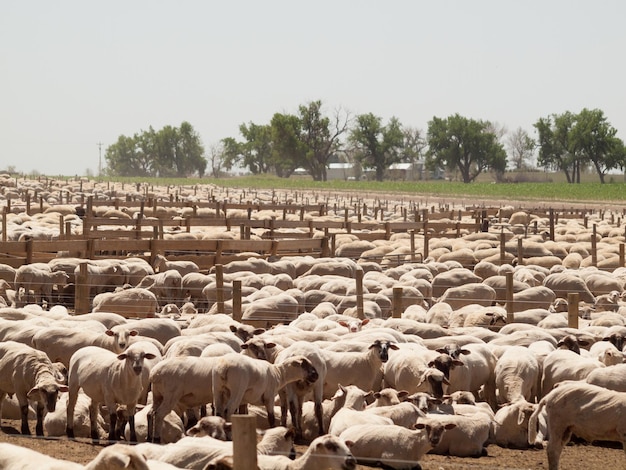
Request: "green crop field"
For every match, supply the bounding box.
[91,173,626,205]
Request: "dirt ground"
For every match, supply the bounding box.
[1,419,624,469]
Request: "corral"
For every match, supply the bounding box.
[0,175,625,469]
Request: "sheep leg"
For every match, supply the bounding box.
[35,403,45,436]
[108,411,118,442]
[279,389,289,427]
[314,399,324,437]
[19,404,31,435]
[546,425,571,470]
[128,413,137,443]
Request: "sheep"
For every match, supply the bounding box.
[0,443,84,470]
[383,347,449,398]
[0,341,68,435]
[137,269,183,306]
[328,406,394,436]
[528,381,626,470]
[339,419,456,469]
[586,363,626,391]
[185,415,231,439]
[493,400,538,449]
[426,411,492,457]
[153,253,199,276]
[368,388,409,408]
[148,355,221,443]
[44,390,107,439]
[31,325,139,367]
[250,434,357,470]
[14,265,69,308]
[138,426,296,470]
[540,349,605,397]
[114,318,182,346]
[122,403,184,444]
[494,345,540,404]
[587,339,625,366]
[320,339,399,398]
[212,352,319,427]
[362,401,426,428]
[301,384,373,442]
[66,343,157,442]
[92,287,159,318]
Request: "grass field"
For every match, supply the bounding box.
[84,171,626,204]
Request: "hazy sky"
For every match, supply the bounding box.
[2,1,625,176]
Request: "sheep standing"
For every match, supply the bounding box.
[529,382,626,470]
[66,343,156,442]
[0,341,68,435]
[212,352,318,427]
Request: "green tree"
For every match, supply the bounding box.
[105,122,206,177]
[426,114,507,183]
[270,113,307,178]
[534,112,578,183]
[349,113,405,181]
[571,108,626,183]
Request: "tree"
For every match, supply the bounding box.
[426,114,507,183]
[105,122,207,177]
[299,101,350,181]
[571,108,626,183]
[349,113,405,181]
[237,122,274,175]
[535,112,579,183]
[270,113,308,178]
[535,109,625,183]
[506,127,536,170]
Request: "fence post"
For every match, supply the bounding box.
[232,415,257,470]
[215,264,224,314]
[232,280,242,322]
[75,262,90,315]
[392,287,403,318]
[567,293,579,329]
[591,224,597,267]
[356,269,364,319]
[505,272,514,324]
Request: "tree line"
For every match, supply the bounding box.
[104,102,626,184]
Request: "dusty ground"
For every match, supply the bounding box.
[1,419,624,469]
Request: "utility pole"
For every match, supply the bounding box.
[97,142,103,176]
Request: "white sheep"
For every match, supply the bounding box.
[328,406,394,436]
[66,343,156,442]
[148,355,221,443]
[212,352,319,426]
[426,411,492,457]
[339,419,456,469]
[363,401,426,428]
[320,339,399,398]
[14,265,69,308]
[494,345,540,404]
[31,325,138,367]
[92,287,159,319]
[0,340,68,436]
[493,400,538,449]
[528,381,626,470]
[153,253,199,277]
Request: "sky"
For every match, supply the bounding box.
[1,1,625,176]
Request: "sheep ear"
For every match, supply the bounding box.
[578,340,590,347]
[398,391,409,400]
[414,422,426,430]
[373,392,381,399]
[435,347,447,354]
[240,344,249,350]
[285,427,296,439]
[338,321,348,327]
[266,343,276,349]
[252,328,265,335]
[452,359,464,367]
[229,325,237,333]
[444,423,457,430]
[361,319,370,326]
[27,387,40,399]
[459,349,471,355]
[58,385,69,393]
[117,353,128,361]
[144,353,157,360]
[130,330,139,336]
[344,439,354,448]
[389,343,400,350]
[105,330,114,337]
[517,408,527,426]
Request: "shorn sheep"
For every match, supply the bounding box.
[66,344,156,442]
[0,341,68,436]
[529,381,626,470]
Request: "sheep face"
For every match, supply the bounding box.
[415,420,457,447]
[185,416,231,439]
[603,333,625,351]
[557,335,586,354]
[27,382,68,412]
[106,328,139,352]
[117,351,157,375]
[369,339,399,363]
[312,435,356,470]
[298,357,319,384]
